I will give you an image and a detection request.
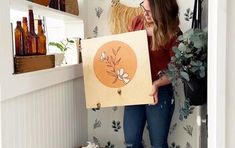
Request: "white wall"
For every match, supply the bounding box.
[226,0,235,147]
[78,0,88,38]
[1,78,87,148]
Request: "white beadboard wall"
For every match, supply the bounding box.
[1,78,87,148]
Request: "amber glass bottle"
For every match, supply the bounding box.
[59,0,65,11]
[37,20,47,55]
[22,17,30,55]
[28,9,38,55]
[49,0,59,9]
[78,38,82,63]
[15,21,24,56]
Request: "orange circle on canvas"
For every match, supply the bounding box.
[93,41,137,88]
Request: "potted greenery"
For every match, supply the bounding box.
[166,0,207,106]
[49,38,75,65]
[167,28,207,106]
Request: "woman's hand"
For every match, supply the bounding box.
[149,81,159,105]
[149,75,172,105]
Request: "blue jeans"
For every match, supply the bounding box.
[123,84,175,148]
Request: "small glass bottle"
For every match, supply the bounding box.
[15,21,24,56]
[59,0,65,12]
[78,38,82,63]
[37,19,47,55]
[28,9,38,55]
[22,17,30,55]
[49,0,59,10]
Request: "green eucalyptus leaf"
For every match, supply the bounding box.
[197,61,203,66]
[178,35,184,41]
[175,53,181,58]
[190,61,202,66]
[195,48,202,54]
[172,46,180,53]
[183,29,194,40]
[185,46,192,53]
[168,64,176,71]
[193,39,204,48]
[200,66,205,71]
[184,54,193,58]
[190,61,196,66]
[178,43,187,52]
[180,71,190,81]
[199,70,206,78]
[190,67,198,73]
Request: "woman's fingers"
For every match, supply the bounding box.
[153,91,159,105]
[149,85,159,105]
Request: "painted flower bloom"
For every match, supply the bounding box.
[117,68,130,84]
[100,51,107,61]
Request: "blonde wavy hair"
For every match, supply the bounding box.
[109,2,142,34]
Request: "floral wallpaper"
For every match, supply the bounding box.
[86,0,208,147]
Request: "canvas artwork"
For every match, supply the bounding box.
[82,30,153,108]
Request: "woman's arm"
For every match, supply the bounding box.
[149,74,171,104]
[154,74,171,88]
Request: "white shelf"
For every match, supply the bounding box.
[1,64,83,101]
[0,0,85,101]
[10,0,83,22]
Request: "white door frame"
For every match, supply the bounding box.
[208,0,227,147]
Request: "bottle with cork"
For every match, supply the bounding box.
[14,21,24,56]
[37,19,47,55]
[28,9,38,55]
[22,17,30,55]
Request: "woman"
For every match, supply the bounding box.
[123,0,181,148]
